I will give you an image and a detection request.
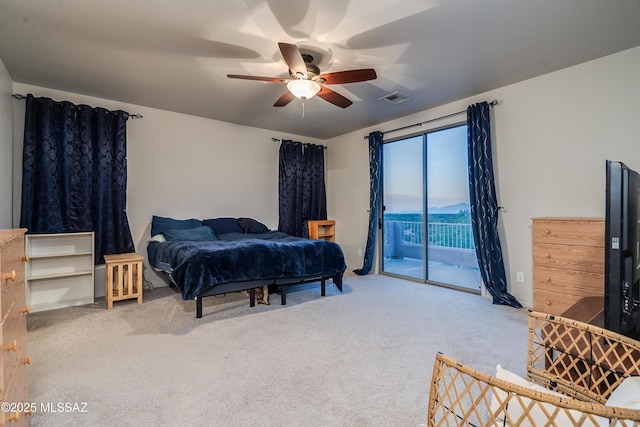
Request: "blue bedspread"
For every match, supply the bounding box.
[147,232,346,300]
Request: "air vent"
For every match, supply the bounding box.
[378,91,411,105]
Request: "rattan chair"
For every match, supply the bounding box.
[427,311,640,426]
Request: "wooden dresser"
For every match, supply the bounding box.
[0,229,30,426]
[532,218,604,316]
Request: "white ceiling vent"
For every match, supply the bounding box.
[378,91,411,105]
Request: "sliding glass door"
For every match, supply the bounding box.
[381,125,481,292]
[382,135,424,279]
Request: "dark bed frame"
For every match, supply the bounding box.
[165,273,342,318]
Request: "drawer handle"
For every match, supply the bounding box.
[545,300,551,305]
[544,253,551,258]
[22,255,29,263]
[4,270,16,281]
[21,305,31,314]
[6,340,17,352]
[8,412,20,421]
[544,229,551,234]
[545,277,551,282]
[23,356,32,365]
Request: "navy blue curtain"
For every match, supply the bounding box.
[354,131,383,275]
[302,144,327,232]
[278,140,326,237]
[20,94,135,264]
[467,102,521,308]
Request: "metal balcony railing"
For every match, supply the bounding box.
[390,221,475,250]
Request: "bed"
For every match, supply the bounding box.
[147,216,346,318]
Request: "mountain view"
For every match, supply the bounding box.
[427,202,470,214]
[384,202,472,226]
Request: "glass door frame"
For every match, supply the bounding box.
[380,132,427,281]
[379,122,481,295]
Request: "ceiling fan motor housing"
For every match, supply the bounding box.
[289,54,320,79]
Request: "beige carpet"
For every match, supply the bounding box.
[26,273,528,426]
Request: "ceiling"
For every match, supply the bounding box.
[1,0,640,140]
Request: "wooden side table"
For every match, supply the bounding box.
[308,220,335,242]
[104,253,143,309]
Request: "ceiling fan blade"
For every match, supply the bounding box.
[317,87,353,108]
[227,74,289,83]
[274,91,295,107]
[316,69,377,85]
[278,42,307,78]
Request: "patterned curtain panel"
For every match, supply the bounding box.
[353,131,383,275]
[278,140,327,237]
[302,144,327,235]
[20,94,135,264]
[467,102,521,308]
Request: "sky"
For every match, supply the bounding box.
[383,125,469,213]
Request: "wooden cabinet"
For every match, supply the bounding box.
[308,220,335,242]
[532,218,604,315]
[0,229,30,426]
[25,232,94,313]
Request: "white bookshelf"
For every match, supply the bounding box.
[25,232,95,312]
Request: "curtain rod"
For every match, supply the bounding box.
[12,93,144,119]
[271,137,327,149]
[362,99,499,140]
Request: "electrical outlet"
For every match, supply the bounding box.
[516,272,525,283]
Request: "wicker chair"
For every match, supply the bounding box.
[427,311,640,426]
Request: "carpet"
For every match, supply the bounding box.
[26,273,528,426]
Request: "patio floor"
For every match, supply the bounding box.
[382,257,481,292]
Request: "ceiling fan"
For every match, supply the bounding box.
[227,42,377,109]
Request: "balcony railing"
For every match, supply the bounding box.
[389,221,475,250]
[384,220,477,268]
[383,220,480,289]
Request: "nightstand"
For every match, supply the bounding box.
[104,253,143,309]
[308,220,335,242]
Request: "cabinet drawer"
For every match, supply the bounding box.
[0,279,23,326]
[532,218,604,246]
[534,289,584,316]
[3,358,28,415]
[1,329,27,404]
[2,357,28,426]
[1,240,25,322]
[1,308,27,398]
[534,266,603,296]
[533,243,604,273]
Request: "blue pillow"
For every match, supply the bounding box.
[202,217,242,234]
[163,226,217,241]
[151,215,201,236]
[238,218,270,234]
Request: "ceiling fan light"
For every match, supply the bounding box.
[287,79,321,100]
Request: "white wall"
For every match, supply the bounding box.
[0,59,13,228]
[327,46,640,308]
[9,46,640,305]
[11,83,324,292]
